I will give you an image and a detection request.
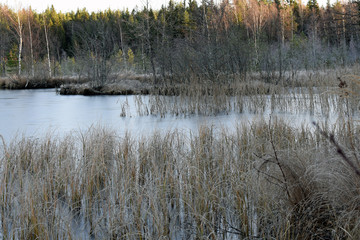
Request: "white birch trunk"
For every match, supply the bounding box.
[27,13,34,83]
[44,17,51,78]
[17,11,22,76]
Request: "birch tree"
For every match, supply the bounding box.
[243,0,270,65]
[27,8,34,80]
[3,5,24,75]
[43,15,52,78]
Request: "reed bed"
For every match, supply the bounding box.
[119,83,357,120]
[1,115,360,239]
[0,76,88,89]
[2,72,360,239]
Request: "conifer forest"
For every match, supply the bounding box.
[0,0,359,84]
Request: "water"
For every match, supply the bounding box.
[0,88,349,239]
[0,89,237,141]
[0,89,332,142]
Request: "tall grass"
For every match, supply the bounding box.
[0,76,88,89]
[119,84,349,120]
[114,68,360,119]
[1,116,360,239]
[2,70,360,239]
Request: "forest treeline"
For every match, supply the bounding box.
[0,0,359,85]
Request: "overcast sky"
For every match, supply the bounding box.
[0,0,171,12]
[0,0,334,13]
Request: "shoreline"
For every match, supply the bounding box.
[0,76,87,90]
[58,79,153,96]
[0,68,352,96]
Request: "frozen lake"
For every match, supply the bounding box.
[0,88,341,142]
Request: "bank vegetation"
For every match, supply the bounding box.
[0,0,359,91]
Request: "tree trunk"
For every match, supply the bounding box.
[17,11,23,76]
[118,19,127,71]
[27,13,34,85]
[145,2,157,84]
[44,17,51,78]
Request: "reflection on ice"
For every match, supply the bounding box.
[0,88,357,142]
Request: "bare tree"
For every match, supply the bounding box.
[2,5,24,75]
[42,15,52,78]
[243,0,271,65]
[117,16,127,71]
[15,8,23,76]
[73,18,115,86]
[27,8,34,82]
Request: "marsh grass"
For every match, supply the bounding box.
[118,84,351,121]
[114,67,360,119]
[1,115,360,239]
[0,76,87,89]
[2,70,360,239]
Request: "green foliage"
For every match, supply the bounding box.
[6,44,18,73]
[307,0,319,12]
[0,1,359,79]
[116,49,124,63]
[127,48,135,67]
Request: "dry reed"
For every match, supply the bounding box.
[1,116,360,239]
[2,71,360,239]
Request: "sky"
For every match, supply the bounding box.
[0,0,334,13]
[0,0,172,12]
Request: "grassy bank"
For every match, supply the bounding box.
[117,73,360,118]
[1,65,358,95]
[0,76,90,89]
[1,117,359,239]
[57,65,359,96]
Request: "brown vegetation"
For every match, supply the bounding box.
[1,74,360,239]
[0,76,87,89]
[56,65,354,96]
[1,116,360,239]
[59,79,152,95]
